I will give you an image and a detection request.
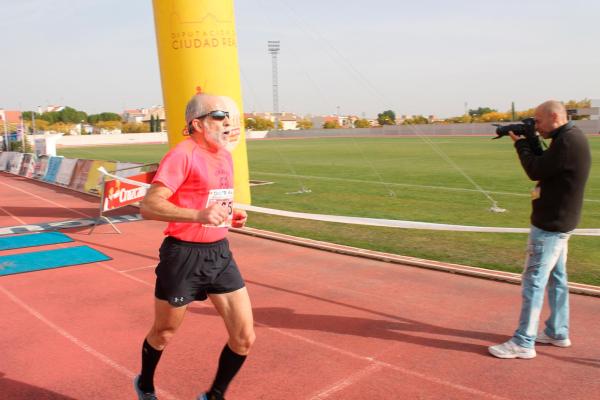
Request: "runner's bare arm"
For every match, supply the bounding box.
[140,183,228,225]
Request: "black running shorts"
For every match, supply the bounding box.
[154,236,245,307]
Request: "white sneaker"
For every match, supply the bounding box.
[536,331,571,347]
[488,340,536,359]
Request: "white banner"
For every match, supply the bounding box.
[55,158,79,186]
[116,162,144,178]
[0,152,15,170]
[8,153,24,174]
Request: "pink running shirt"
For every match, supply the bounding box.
[152,138,234,243]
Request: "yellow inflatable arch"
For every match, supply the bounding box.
[152,0,251,204]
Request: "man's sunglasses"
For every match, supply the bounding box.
[196,110,229,121]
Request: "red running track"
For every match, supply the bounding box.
[0,172,599,400]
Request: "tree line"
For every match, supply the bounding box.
[14,98,593,134]
[19,107,162,134]
[388,99,592,126]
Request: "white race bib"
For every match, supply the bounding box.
[205,188,234,227]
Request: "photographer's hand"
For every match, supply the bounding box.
[508,131,524,142]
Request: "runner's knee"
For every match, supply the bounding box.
[229,329,256,355]
[149,326,178,348]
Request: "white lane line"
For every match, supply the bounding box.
[102,263,511,399]
[0,205,27,224]
[0,180,92,218]
[0,284,181,400]
[101,262,156,287]
[120,264,157,273]
[255,319,511,400]
[309,363,382,399]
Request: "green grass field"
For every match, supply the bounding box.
[58,136,600,285]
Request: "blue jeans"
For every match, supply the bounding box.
[513,225,571,348]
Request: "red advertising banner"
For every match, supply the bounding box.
[101,170,156,212]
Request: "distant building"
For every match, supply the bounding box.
[279,113,298,130]
[566,102,600,121]
[122,106,166,131]
[141,106,166,131]
[428,115,445,123]
[311,114,359,128]
[586,99,600,121]
[122,109,146,124]
[38,105,65,113]
[244,111,299,130]
[0,109,22,126]
[0,110,23,150]
[340,115,359,128]
[310,115,337,129]
[244,112,276,122]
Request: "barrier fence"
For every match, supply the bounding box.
[0,151,158,233]
[1,151,156,195]
[89,166,156,234]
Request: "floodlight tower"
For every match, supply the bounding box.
[268,40,280,130]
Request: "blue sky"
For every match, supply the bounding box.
[1,0,599,118]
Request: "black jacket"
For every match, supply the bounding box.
[514,122,591,232]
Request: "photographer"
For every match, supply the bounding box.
[488,100,591,359]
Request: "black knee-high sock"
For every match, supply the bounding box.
[208,344,247,398]
[139,338,163,393]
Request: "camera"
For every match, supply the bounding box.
[492,117,536,139]
[492,117,544,155]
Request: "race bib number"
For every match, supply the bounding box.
[205,188,234,227]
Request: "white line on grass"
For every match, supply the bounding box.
[252,171,600,203]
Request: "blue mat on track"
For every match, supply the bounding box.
[0,246,111,276]
[0,232,73,251]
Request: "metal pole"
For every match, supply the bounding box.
[4,117,9,151]
[272,53,279,130]
[268,40,280,131]
[89,174,121,234]
[20,115,25,152]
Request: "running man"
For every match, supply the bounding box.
[134,93,254,400]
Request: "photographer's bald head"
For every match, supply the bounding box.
[534,100,568,139]
[507,100,568,142]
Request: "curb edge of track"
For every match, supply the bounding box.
[231,226,600,298]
